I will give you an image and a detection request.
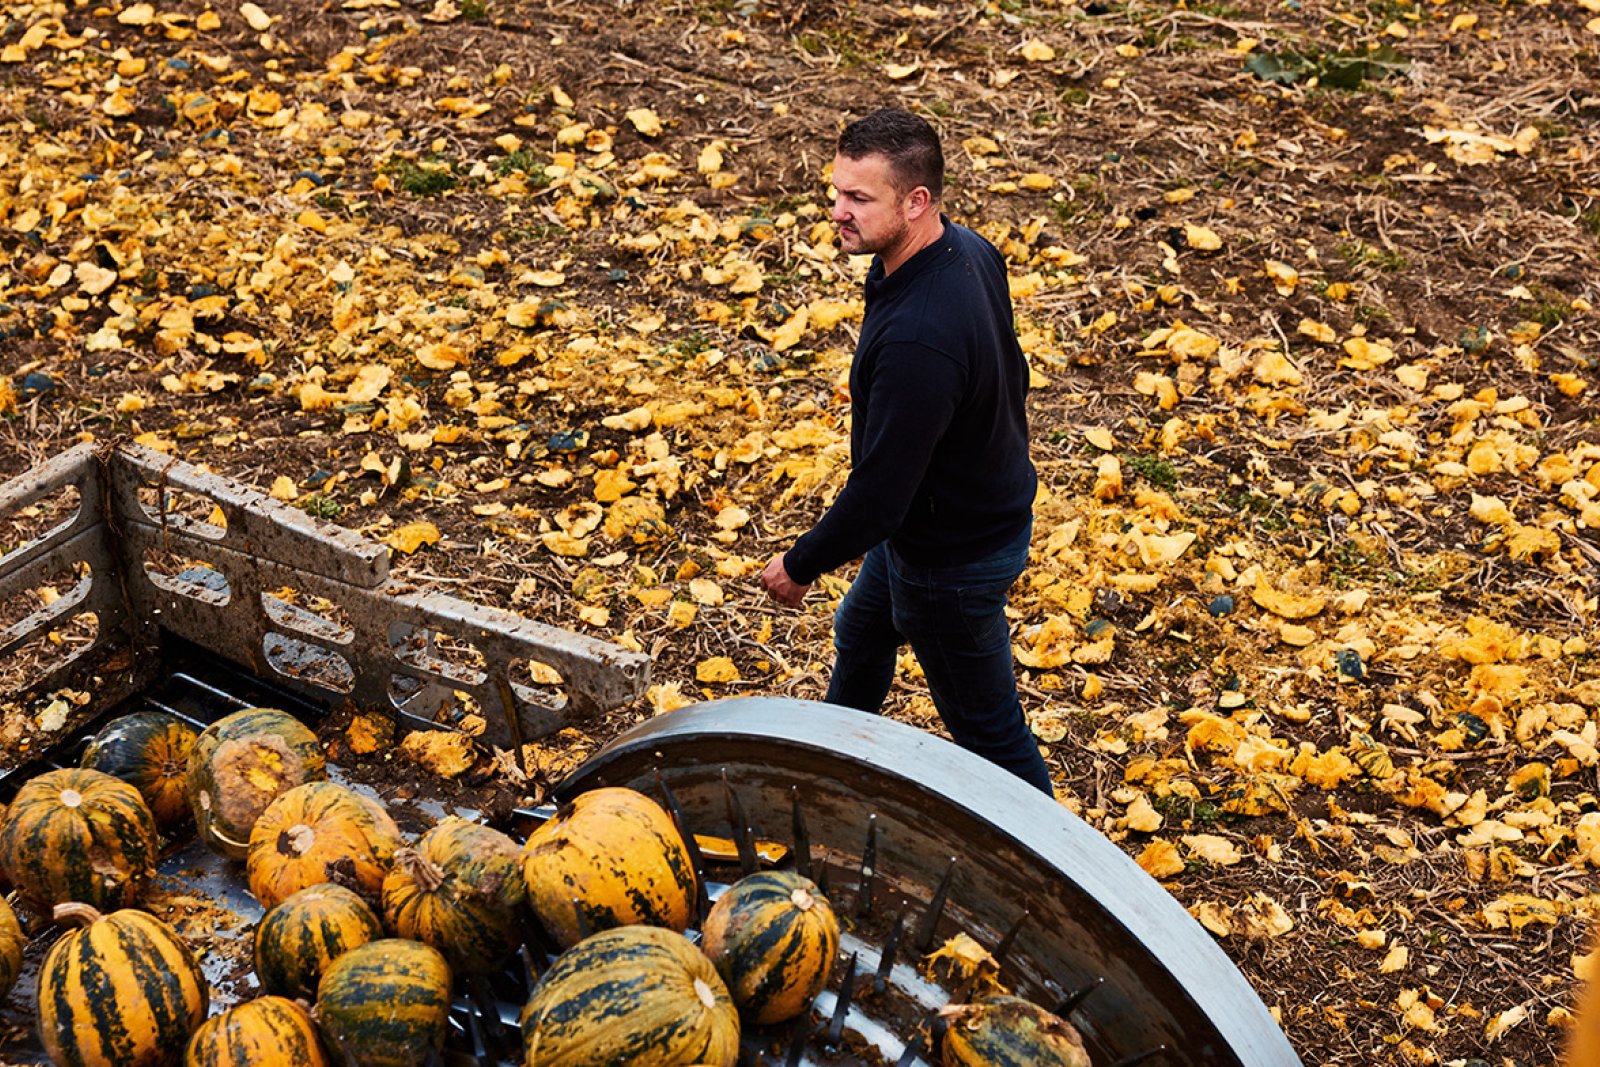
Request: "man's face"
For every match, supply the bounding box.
[829,152,912,256]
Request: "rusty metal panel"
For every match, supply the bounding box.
[4,444,649,752]
[108,443,390,590]
[0,442,104,578]
[106,449,649,748]
[0,443,149,742]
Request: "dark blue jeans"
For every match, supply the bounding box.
[824,525,1054,795]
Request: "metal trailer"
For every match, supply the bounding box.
[0,442,1301,1067]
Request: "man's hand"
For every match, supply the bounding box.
[760,553,810,607]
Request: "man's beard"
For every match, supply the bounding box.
[845,215,908,256]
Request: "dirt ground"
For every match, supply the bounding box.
[3,0,1600,1062]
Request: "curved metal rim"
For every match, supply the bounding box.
[561,696,1303,1067]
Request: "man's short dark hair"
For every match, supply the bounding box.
[837,108,944,203]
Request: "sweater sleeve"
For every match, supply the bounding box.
[783,342,964,584]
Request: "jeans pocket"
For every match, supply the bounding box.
[955,581,1010,649]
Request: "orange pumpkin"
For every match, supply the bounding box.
[0,893,22,1001]
[382,817,526,974]
[521,925,739,1067]
[521,786,696,949]
[184,995,329,1067]
[81,711,199,829]
[942,996,1091,1067]
[38,901,209,1067]
[0,766,158,914]
[315,938,452,1067]
[701,870,838,1024]
[254,882,383,1001]
[187,708,327,860]
[246,782,402,909]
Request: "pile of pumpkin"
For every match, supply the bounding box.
[0,706,1092,1067]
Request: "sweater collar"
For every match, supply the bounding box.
[865,215,958,301]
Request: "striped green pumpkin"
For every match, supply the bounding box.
[38,901,209,1067]
[382,817,526,974]
[0,766,158,914]
[187,707,327,860]
[81,711,200,829]
[184,995,329,1067]
[0,892,22,1001]
[701,870,838,1024]
[521,787,697,950]
[254,882,382,1001]
[520,925,739,1067]
[314,938,452,1067]
[941,995,1091,1067]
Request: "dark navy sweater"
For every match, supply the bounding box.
[784,218,1037,585]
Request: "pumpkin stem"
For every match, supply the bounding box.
[53,902,104,927]
[396,847,447,893]
[279,823,317,857]
[692,977,717,1010]
[59,789,83,809]
[790,887,815,911]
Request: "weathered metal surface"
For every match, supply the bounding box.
[1,444,651,749]
[0,442,101,577]
[108,443,390,590]
[0,443,143,709]
[559,696,1304,1067]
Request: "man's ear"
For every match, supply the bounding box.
[904,185,933,220]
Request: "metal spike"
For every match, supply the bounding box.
[1055,975,1105,1017]
[822,952,859,1051]
[873,911,906,994]
[722,769,759,875]
[790,785,812,882]
[464,999,491,1062]
[656,770,710,922]
[519,943,542,991]
[1110,1047,1169,1067]
[991,909,1028,969]
[855,813,878,918]
[466,975,505,1058]
[948,968,983,1007]
[524,912,563,965]
[782,1007,810,1067]
[920,1010,950,1063]
[915,857,958,952]
[894,1028,927,1067]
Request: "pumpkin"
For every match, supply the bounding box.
[253,882,383,1001]
[81,710,199,829]
[188,707,327,860]
[0,892,23,1001]
[521,787,696,949]
[314,938,452,1067]
[184,995,329,1067]
[246,781,402,909]
[0,766,157,914]
[382,816,526,974]
[521,924,739,1067]
[700,870,838,1024]
[940,995,1091,1067]
[38,901,209,1067]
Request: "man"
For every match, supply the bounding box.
[759,107,1052,796]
